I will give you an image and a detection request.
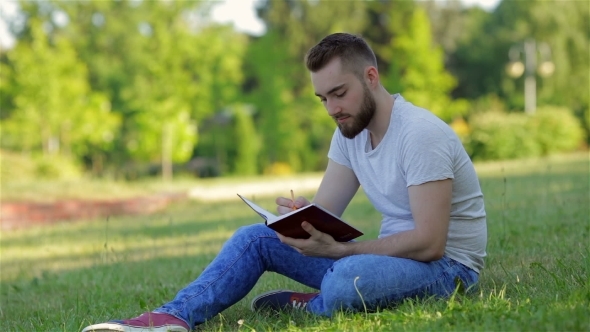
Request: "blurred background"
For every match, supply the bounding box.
[0,0,588,182]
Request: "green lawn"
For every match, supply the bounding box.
[1,153,588,331]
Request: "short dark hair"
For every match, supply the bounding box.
[305,33,377,78]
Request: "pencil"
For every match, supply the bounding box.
[290,189,297,210]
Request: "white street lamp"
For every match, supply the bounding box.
[506,39,555,114]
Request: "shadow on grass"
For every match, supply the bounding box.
[1,234,327,331]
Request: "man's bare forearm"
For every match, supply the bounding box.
[334,229,446,262]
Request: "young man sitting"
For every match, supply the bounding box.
[83,32,486,332]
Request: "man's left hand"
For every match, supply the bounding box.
[277,221,347,259]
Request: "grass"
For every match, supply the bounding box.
[1,153,588,331]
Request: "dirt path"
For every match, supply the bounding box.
[1,175,324,230]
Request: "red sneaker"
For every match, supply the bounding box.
[250,289,319,311]
[81,312,190,332]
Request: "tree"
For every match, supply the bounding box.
[1,18,119,167]
[120,20,246,179]
[9,0,248,178]
[360,2,467,122]
[247,0,367,173]
[381,7,468,122]
[451,0,589,124]
[231,105,261,175]
[444,6,496,100]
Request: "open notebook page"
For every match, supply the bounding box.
[237,194,278,223]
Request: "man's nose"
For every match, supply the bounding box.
[326,100,341,116]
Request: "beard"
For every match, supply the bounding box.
[336,84,377,139]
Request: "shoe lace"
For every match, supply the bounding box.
[291,299,308,309]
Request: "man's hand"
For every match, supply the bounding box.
[276,196,310,215]
[276,221,347,259]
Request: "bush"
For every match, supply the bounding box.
[1,150,83,181]
[467,106,586,161]
[263,162,293,176]
[533,106,586,154]
[468,111,541,161]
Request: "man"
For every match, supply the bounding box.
[83,33,486,332]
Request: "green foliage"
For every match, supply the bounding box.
[231,105,261,175]
[532,106,586,154]
[0,150,82,181]
[469,111,541,161]
[451,0,589,123]
[247,0,367,173]
[448,7,501,100]
[11,1,247,177]
[383,7,468,122]
[244,30,303,171]
[1,0,588,179]
[467,94,508,114]
[0,18,120,158]
[468,106,585,161]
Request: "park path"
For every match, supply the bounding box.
[186,175,323,201]
[0,174,323,230]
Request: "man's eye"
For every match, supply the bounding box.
[335,91,346,98]
[319,98,327,103]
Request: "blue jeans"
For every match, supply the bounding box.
[154,224,478,328]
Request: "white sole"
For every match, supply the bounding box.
[81,322,188,332]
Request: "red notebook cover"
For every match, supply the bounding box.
[238,194,363,242]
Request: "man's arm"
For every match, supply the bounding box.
[279,178,452,262]
[340,179,452,261]
[313,159,360,216]
[276,159,359,216]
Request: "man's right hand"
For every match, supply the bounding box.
[276,195,310,215]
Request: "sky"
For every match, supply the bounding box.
[0,0,501,49]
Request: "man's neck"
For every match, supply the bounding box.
[367,87,395,148]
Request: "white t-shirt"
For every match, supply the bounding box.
[328,94,487,273]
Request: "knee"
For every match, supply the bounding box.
[320,256,377,311]
[232,223,276,242]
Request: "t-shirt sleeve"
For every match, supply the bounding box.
[327,129,353,169]
[399,119,455,187]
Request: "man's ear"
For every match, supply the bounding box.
[365,66,379,89]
